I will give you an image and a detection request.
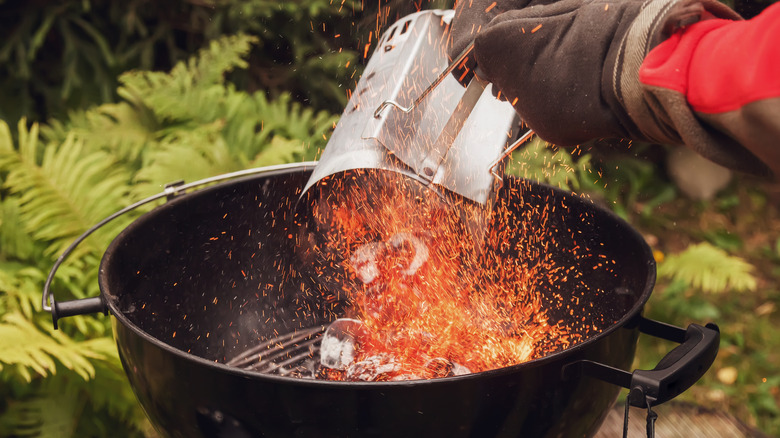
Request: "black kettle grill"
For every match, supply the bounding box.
[42,163,719,438]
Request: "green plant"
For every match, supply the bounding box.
[505,139,678,222]
[505,138,598,190]
[0,0,363,123]
[0,33,335,437]
[658,242,758,294]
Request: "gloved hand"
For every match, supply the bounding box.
[450,0,552,61]
[448,0,741,147]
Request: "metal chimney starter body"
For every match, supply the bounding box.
[302,9,521,225]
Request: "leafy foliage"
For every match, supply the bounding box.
[0,33,334,437]
[0,0,367,123]
[1,1,775,436]
[506,139,677,221]
[505,138,597,191]
[0,313,110,382]
[658,242,758,294]
[0,120,132,260]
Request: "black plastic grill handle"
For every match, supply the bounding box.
[564,316,720,408]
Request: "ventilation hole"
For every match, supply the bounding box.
[386,27,397,41]
[401,20,411,34]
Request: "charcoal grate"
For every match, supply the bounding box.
[226,325,325,377]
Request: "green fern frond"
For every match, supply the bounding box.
[244,93,339,160]
[226,92,336,163]
[0,198,39,262]
[0,119,132,260]
[132,123,240,197]
[255,92,337,145]
[0,389,81,438]
[658,242,758,294]
[0,313,107,382]
[48,260,111,338]
[118,34,258,124]
[0,265,44,319]
[293,50,357,108]
[58,102,158,165]
[114,35,336,193]
[77,339,149,427]
[250,136,306,168]
[506,138,592,190]
[0,353,140,438]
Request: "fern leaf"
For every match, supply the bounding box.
[0,313,106,382]
[0,259,107,338]
[118,34,258,123]
[0,334,141,438]
[658,242,758,293]
[506,138,586,190]
[77,338,149,427]
[132,122,240,197]
[60,102,158,164]
[0,392,80,438]
[242,92,336,159]
[0,198,39,262]
[0,264,45,319]
[250,136,305,168]
[0,119,132,260]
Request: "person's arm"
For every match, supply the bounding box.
[640,2,780,177]
[449,0,777,178]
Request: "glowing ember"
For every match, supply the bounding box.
[300,169,595,381]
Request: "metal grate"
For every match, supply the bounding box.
[226,325,325,377]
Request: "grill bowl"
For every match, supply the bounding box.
[89,163,711,438]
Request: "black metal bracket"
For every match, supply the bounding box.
[51,296,108,330]
[164,180,186,201]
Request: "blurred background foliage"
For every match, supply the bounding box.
[0,0,777,436]
[0,0,363,123]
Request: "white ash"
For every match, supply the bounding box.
[425,357,471,378]
[345,353,400,381]
[349,233,430,285]
[319,318,366,370]
[389,232,429,276]
[350,242,384,284]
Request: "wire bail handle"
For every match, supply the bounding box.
[42,163,318,329]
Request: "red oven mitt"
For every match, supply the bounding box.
[449,0,777,177]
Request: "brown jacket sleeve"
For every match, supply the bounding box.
[636,4,780,178]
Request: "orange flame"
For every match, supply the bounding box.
[305,170,591,381]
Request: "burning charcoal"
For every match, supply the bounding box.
[388,232,429,276]
[345,353,400,381]
[349,233,430,285]
[389,373,422,381]
[424,357,472,378]
[319,318,367,371]
[350,242,384,284]
[424,357,454,378]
